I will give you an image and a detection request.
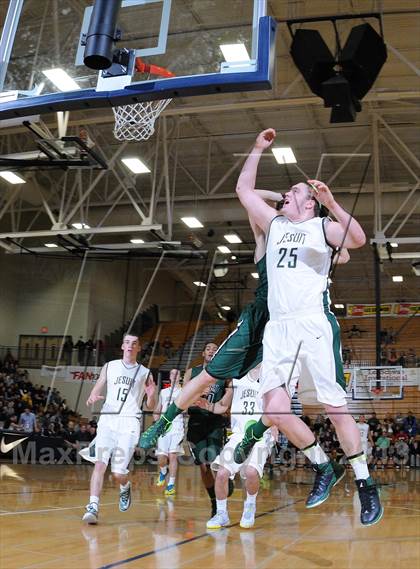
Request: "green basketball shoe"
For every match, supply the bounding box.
[139,416,172,449]
[233,425,263,464]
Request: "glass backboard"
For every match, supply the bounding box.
[0,0,275,119]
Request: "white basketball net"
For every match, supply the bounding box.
[113,98,172,141]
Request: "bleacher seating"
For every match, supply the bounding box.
[338,316,420,366]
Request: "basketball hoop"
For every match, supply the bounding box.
[113,58,175,142]
[370,387,383,397]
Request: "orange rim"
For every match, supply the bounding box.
[135,57,175,78]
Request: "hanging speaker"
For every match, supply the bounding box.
[290,29,336,97]
[339,23,387,99]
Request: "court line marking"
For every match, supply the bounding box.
[98,499,305,569]
[0,498,162,516]
[0,488,90,495]
[0,501,115,516]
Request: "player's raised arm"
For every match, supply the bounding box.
[236,129,279,233]
[254,189,283,203]
[153,395,162,422]
[307,179,366,249]
[86,364,107,406]
[144,373,157,410]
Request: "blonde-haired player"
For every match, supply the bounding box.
[81,333,156,524]
[234,128,383,526]
[154,369,184,495]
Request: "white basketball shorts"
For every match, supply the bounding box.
[83,415,141,475]
[156,431,185,456]
[211,432,273,479]
[261,310,347,407]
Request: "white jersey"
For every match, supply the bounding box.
[266,216,333,316]
[101,359,150,418]
[231,374,264,435]
[159,386,184,434]
[357,422,370,444]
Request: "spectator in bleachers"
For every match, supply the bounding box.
[398,351,406,367]
[5,400,15,417]
[63,337,73,365]
[20,389,32,407]
[85,339,94,365]
[348,324,363,338]
[162,336,174,358]
[40,422,56,437]
[18,407,37,432]
[387,349,398,366]
[3,414,19,430]
[88,417,98,429]
[342,346,352,365]
[409,438,419,468]
[383,413,395,436]
[75,423,92,447]
[88,424,97,440]
[373,430,391,468]
[0,402,7,425]
[388,327,397,344]
[63,421,78,458]
[75,337,86,365]
[406,348,417,367]
[3,350,16,366]
[403,411,417,437]
[313,414,325,435]
[394,412,405,429]
[392,426,409,445]
[380,347,388,366]
[367,412,380,432]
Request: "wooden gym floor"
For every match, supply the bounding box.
[0,463,419,569]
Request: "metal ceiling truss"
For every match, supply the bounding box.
[0,121,186,253]
[368,114,420,261]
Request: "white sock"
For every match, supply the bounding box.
[349,453,369,480]
[302,442,329,465]
[168,477,176,485]
[245,492,257,506]
[160,466,168,475]
[89,495,99,508]
[216,499,227,513]
[120,481,130,492]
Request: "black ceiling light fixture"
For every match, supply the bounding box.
[287,13,387,123]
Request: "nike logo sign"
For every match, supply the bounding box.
[1,436,29,453]
[316,336,322,339]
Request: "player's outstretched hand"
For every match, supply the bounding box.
[145,379,156,399]
[255,128,276,150]
[307,179,335,208]
[86,393,104,406]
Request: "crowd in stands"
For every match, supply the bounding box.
[138,336,174,364]
[63,337,105,366]
[295,411,419,469]
[0,353,96,452]
[342,344,418,367]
